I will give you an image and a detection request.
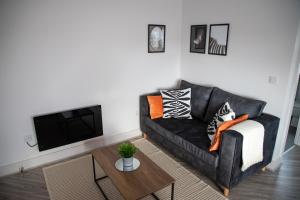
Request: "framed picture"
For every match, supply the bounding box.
[190,25,207,53]
[208,24,229,56]
[148,24,166,53]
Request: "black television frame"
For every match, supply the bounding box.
[33,105,103,151]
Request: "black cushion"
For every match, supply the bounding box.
[204,87,266,123]
[180,80,213,120]
[146,118,218,167]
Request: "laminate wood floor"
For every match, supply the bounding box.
[0,140,299,200]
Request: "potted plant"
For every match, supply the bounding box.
[118,142,137,168]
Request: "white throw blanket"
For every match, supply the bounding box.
[229,120,265,171]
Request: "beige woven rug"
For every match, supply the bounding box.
[43,138,227,200]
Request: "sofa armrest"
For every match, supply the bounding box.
[217,130,243,189]
[217,113,280,189]
[252,113,280,165]
[139,92,160,133]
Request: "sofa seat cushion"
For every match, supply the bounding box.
[145,117,218,167]
[204,87,266,123]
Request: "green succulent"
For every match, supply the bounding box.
[118,142,137,158]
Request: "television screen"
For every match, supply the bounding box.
[33,105,103,151]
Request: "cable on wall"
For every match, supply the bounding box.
[26,141,38,148]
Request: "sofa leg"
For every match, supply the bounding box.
[262,167,266,172]
[223,188,230,197]
[143,133,148,140]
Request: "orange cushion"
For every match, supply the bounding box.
[147,96,164,119]
[209,114,249,152]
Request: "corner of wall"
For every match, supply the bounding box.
[177,0,184,81]
[272,18,300,161]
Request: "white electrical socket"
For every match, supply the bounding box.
[24,135,33,143]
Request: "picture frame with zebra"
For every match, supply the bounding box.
[208,24,229,56]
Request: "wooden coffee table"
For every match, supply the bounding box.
[91,143,175,200]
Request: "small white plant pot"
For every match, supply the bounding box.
[123,157,133,169]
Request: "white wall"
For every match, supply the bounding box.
[180,0,300,161]
[0,0,182,170]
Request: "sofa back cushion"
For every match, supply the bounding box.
[180,80,213,120]
[204,87,266,123]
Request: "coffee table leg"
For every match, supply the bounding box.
[151,193,160,200]
[92,156,109,200]
[151,182,174,200]
[171,183,174,200]
[92,156,97,180]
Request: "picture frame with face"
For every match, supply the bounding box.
[148,24,166,53]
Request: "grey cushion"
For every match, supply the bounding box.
[180,80,213,120]
[204,87,266,123]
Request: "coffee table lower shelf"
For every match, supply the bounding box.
[92,156,175,200]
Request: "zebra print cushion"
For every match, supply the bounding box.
[160,88,192,119]
[207,102,235,141]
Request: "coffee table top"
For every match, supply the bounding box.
[92,142,175,200]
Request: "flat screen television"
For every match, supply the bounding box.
[33,105,103,151]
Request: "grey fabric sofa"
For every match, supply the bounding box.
[140,80,279,196]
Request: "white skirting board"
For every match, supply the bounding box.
[266,157,283,172]
[0,129,141,177]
